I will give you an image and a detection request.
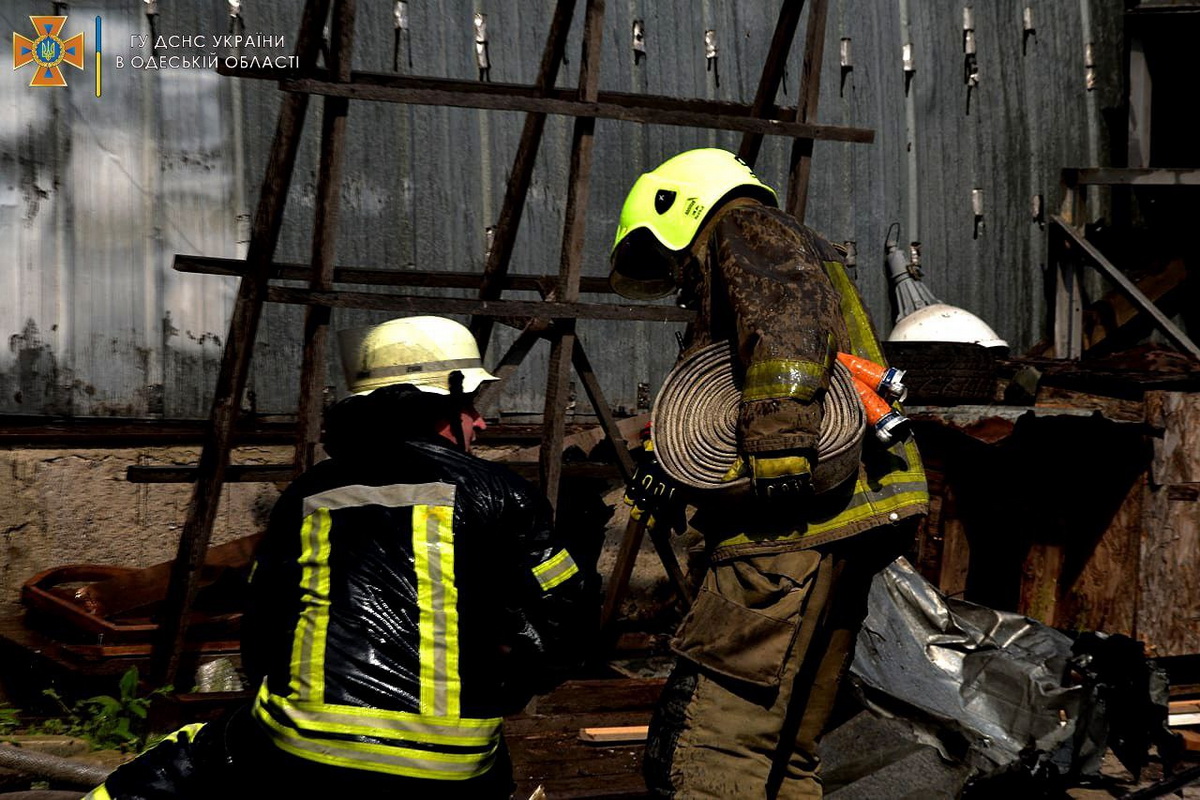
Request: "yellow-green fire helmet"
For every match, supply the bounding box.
[609,148,778,300]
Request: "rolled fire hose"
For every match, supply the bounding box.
[652,340,865,497]
[0,744,110,790]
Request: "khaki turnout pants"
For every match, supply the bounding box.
[644,525,911,799]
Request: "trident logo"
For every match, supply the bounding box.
[13,16,84,87]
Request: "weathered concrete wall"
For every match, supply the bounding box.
[0,446,679,633]
[0,446,283,618]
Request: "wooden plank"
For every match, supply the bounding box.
[784,0,829,221]
[278,74,875,143]
[1052,471,1142,636]
[173,255,614,294]
[521,678,665,715]
[1127,36,1152,169]
[294,0,356,475]
[1064,168,1200,186]
[1139,392,1200,657]
[1081,258,1188,352]
[507,710,652,737]
[1052,216,1200,359]
[571,339,635,483]
[474,324,546,414]
[265,286,695,323]
[0,416,295,446]
[600,517,649,634]
[578,725,649,745]
[151,0,331,688]
[470,0,578,353]
[128,462,620,484]
[738,0,806,166]
[1020,543,1065,626]
[1051,205,1083,360]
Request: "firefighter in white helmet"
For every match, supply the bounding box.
[84,316,595,800]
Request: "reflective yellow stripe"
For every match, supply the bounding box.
[824,261,886,365]
[254,697,497,780]
[414,504,460,718]
[743,358,826,402]
[290,507,333,701]
[255,682,500,747]
[531,549,580,591]
[158,722,206,745]
[749,455,811,479]
[83,786,112,800]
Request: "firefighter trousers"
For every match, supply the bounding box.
[644,524,913,799]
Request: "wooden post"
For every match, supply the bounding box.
[738,0,806,167]
[540,0,605,511]
[784,0,829,220]
[152,0,333,687]
[294,0,357,475]
[469,0,578,355]
[1052,179,1084,360]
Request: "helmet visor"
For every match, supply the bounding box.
[609,227,690,300]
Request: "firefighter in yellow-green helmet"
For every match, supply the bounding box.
[612,149,929,799]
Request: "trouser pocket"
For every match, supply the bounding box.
[671,549,821,688]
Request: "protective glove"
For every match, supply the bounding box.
[624,441,687,533]
[748,452,815,501]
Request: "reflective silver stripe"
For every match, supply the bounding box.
[532,549,579,591]
[302,482,455,517]
[426,510,450,717]
[258,687,501,746]
[366,357,482,379]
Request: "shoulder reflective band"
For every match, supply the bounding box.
[532,549,579,591]
[414,503,461,718]
[302,482,455,518]
[742,358,826,402]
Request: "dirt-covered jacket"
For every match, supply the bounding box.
[681,203,929,555]
[241,402,593,783]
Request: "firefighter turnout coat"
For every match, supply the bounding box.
[681,203,929,557]
[242,430,591,784]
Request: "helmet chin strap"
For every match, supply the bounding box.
[447,371,468,452]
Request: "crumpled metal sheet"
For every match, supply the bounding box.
[851,558,1086,776]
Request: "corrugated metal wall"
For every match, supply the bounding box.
[0,0,1124,419]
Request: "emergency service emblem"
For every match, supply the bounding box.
[13,16,84,87]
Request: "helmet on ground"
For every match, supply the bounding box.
[337,316,498,396]
[609,148,778,300]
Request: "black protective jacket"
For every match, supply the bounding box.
[241,391,594,783]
